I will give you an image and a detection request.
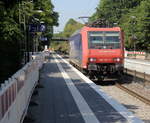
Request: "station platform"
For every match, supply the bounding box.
[125,57,150,65]
[35,53,143,123]
[125,58,150,75]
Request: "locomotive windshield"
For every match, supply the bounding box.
[88,31,120,49]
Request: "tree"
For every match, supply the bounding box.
[63,19,83,37]
[51,19,84,53]
[0,1,23,82]
[90,0,150,51]
[120,0,150,50]
[33,0,59,50]
[0,0,58,83]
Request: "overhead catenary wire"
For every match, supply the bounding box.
[77,0,99,24]
[84,0,99,16]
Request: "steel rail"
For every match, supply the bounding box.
[59,53,150,105]
[116,83,150,105]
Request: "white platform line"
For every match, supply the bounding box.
[53,54,100,123]
[56,54,144,123]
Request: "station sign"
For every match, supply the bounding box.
[40,36,48,41]
[29,24,46,32]
[39,24,46,32]
[29,24,37,32]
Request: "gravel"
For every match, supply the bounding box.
[123,82,150,101]
[99,84,150,123]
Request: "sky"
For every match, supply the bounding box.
[51,0,99,33]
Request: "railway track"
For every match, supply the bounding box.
[116,83,150,106]
[59,54,150,121]
[61,54,150,106]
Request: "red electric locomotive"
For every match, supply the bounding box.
[69,25,124,80]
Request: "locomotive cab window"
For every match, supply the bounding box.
[88,31,120,49]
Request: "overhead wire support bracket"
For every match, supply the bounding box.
[85,19,112,28]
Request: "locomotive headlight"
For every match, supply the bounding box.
[89,58,97,62]
[113,58,121,62]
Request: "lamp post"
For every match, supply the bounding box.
[131,16,137,58]
[18,1,33,63]
[33,10,44,53]
[18,1,44,63]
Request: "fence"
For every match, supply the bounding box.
[125,51,150,60]
[0,52,45,123]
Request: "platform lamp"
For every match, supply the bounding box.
[18,0,34,63]
[130,16,137,58]
[18,0,28,64]
[31,16,44,53]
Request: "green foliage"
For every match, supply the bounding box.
[0,2,23,83]
[90,0,150,51]
[54,19,83,38]
[120,0,150,50]
[63,19,83,37]
[34,0,58,26]
[33,0,59,50]
[51,19,83,54]
[51,41,69,54]
[0,0,58,83]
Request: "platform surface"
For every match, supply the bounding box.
[34,53,143,123]
[125,58,150,65]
